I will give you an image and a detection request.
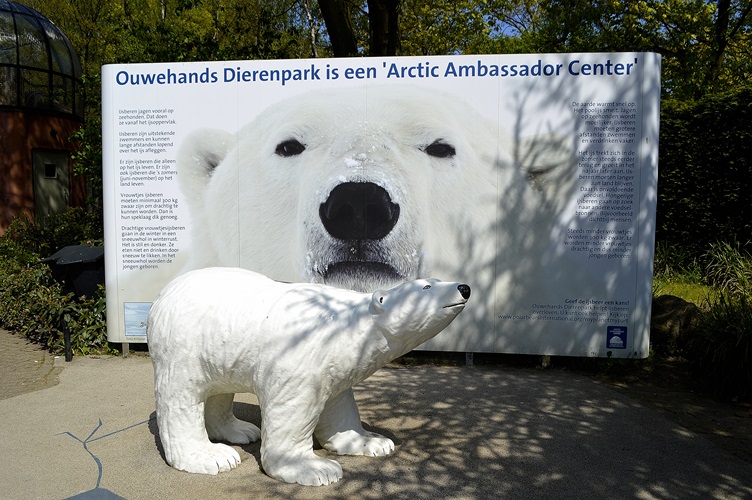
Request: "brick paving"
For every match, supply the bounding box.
[0,328,62,400]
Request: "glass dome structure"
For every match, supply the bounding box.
[0,0,83,119]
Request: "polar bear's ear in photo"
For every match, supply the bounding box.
[177,128,233,211]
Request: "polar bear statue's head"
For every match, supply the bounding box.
[369,278,471,352]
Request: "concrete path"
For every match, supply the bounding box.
[0,329,62,400]
[0,344,751,499]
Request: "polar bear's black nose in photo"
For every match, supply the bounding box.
[458,284,471,299]
[320,182,400,241]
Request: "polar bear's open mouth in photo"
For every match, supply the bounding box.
[323,261,403,290]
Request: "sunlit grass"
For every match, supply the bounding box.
[652,279,717,307]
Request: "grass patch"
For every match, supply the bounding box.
[653,279,717,306]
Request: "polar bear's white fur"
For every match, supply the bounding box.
[147,267,470,486]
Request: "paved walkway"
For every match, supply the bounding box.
[1,329,751,499]
[0,329,62,400]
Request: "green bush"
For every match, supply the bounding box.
[667,241,752,399]
[657,85,752,260]
[0,264,66,345]
[56,287,109,355]
[704,241,752,300]
[653,241,703,283]
[0,209,112,355]
[2,207,102,257]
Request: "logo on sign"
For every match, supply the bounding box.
[607,326,627,349]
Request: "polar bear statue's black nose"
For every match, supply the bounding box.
[320,182,400,240]
[458,284,471,299]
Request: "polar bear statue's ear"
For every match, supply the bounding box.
[370,291,386,314]
[177,129,234,212]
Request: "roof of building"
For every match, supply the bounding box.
[0,0,83,118]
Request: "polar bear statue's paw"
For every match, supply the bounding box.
[171,442,241,475]
[264,454,344,486]
[206,417,261,445]
[320,429,395,457]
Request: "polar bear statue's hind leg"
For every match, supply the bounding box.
[204,393,261,444]
[157,401,242,475]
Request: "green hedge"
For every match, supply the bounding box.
[657,85,752,258]
[0,209,111,354]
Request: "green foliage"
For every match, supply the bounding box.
[653,241,703,283]
[70,74,104,208]
[56,287,110,355]
[1,207,103,258]
[530,0,751,99]
[656,240,752,399]
[704,241,752,300]
[400,0,495,55]
[0,216,42,269]
[0,264,70,347]
[0,211,111,355]
[0,261,112,354]
[656,84,752,259]
[652,280,715,306]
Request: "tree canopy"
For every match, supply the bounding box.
[24,0,750,99]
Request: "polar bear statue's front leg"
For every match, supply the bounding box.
[259,390,344,486]
[314,388,395,456]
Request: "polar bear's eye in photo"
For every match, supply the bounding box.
[275,138,306,157]
[423,139,456,158]
[423,285,432,290]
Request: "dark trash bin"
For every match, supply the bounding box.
[42,245,105,298]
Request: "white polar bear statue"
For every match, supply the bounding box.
[147,267,471,486]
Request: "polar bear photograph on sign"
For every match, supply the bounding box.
[176,84,576,349]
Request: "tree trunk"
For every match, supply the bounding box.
[318,0,359,57]
[367,0,400,56]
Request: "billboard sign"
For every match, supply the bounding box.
[102,52,660,357]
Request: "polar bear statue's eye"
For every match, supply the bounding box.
[275,139,306,157]
[424,139,456,158]
[423,285,431,290]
